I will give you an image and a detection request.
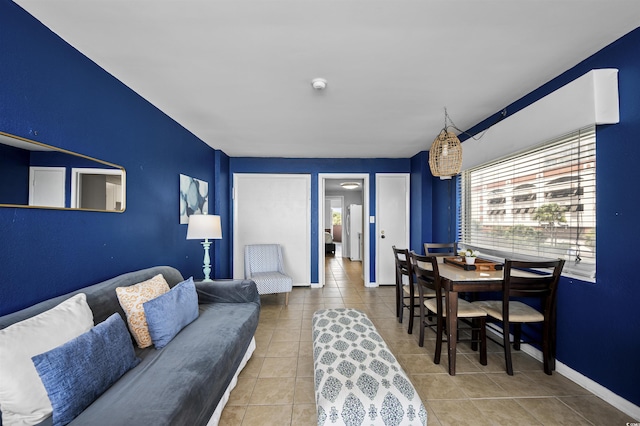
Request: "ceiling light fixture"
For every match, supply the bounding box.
[311,78,327,90]
[428,108,463,180]
[340,182,360,190]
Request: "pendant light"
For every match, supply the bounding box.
[428,108,463,179]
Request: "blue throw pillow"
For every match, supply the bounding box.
[144,277,199,349]
[31,313,140,426]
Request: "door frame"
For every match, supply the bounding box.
[318,173,370,288]
[233,173,311,285]
[375,173,410,286]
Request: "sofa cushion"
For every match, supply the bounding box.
[144,277,199,349]
[32,314,140,426]
[0,293,93,426]
[67,301,260,425]
[116,274,170,348]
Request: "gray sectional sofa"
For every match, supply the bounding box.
[0,266,260,426]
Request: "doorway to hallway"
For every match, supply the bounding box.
[318,173,370,288]
[324,252,364,288]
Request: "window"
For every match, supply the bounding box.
[458,126,595,280]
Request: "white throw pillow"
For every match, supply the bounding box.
[0,293,94,426]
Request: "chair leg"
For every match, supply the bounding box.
[285,292,289,306]
[542,320,553,375]
[479,318,487,366]
[407,293,414,335]
[434,312,443,364]
[471,319,478,352]
[399,295,404,324]
[418,301,425,347]
[503,322,513,375]
[513,324,521,351]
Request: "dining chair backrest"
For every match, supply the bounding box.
[503,259,565,313]
[392,246,412,284]
[411,252,441,298]
[424,242,458,257]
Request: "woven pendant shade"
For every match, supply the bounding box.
[428,129,462,177]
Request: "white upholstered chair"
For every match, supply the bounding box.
[244,244,293,306]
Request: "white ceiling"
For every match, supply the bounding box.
[14,0,640,158]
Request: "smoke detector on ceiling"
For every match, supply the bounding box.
[311,78,327,90]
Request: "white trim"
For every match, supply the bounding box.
[462,69,619,171]
[318,173,370,287]
[486,326,640,421]
[70,167,126,210]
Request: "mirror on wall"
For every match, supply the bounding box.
[0,132,126,212]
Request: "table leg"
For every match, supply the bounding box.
[446,289,458,375]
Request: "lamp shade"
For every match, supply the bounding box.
[186,214,222,240]
[428,129,463,178]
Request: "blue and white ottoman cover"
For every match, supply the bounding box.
[312,308,427,426]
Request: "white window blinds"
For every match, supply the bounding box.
[458,126,596,280]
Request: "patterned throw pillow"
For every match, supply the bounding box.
[115,274,170,348]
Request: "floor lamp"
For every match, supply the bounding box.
[186,214,222,282]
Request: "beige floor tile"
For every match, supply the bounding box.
[249,377,296,404]
[241,405,293,426]
[296,355,314,377]
[410,374,467,400]
[397,353,448,375]
[266,340,300,357]
[485,371,551,397]
[239,355,264,379]
[219,405,246,425]
[471,398,542,425]
[271,328,301,342]
[429,399,493,426]
[297,340,314,357]
[515,397,592,425]
[523,370,593,396]
[451,373,511,398]
[294,377,316,404]
[259,357,298,378]
[291,403,317,425]
[227,376,256,406]
[558,395,636,425]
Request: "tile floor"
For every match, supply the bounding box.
[220,254,634,425]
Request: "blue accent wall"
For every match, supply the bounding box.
[230,157,411,283]
[0,1,219,315]
[451,28,640,406]
[2,0,639,408]
[0,144,29,204]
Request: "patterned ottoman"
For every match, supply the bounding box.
[312,308,427,426]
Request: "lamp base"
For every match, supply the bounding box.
[201,239,213,281]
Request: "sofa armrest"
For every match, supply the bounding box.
[195,279,260,305]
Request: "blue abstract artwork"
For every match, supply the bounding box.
[179,174,209,224]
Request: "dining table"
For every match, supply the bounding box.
[436,260,502,375]
[434,259,544,376]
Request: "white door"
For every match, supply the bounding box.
[29,167,65,208]
[376,173,410,285]
[233,174,311,286]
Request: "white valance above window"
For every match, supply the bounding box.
[461,68,619,171]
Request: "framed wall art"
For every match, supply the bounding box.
[180,174,209,224]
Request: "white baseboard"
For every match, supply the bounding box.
[486,326,640,421]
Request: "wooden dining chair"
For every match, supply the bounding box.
[393,246,432,334]
[411,252,487,365]
[472,259,565,375]
[424,242,458,257]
